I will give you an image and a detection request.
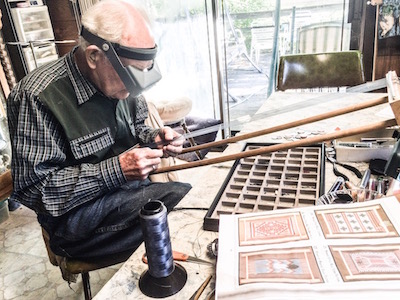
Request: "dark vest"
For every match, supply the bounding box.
[39,76,137,165]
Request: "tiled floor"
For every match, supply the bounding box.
[0,202,122,300]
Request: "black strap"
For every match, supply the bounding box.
[80,26,157,61]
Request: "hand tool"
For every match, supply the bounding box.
[142,250,214,266]
[189,275,212,300]
[122,122,223,153]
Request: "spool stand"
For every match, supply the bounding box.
[139,264,187,298]
[139,200,187,298]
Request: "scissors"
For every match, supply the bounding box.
[142,250,214,266]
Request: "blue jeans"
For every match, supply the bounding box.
[38,179,191,258]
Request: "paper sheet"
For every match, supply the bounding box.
[216,197,400,299]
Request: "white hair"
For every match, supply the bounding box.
[80,0,153,45]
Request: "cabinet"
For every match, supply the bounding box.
[11,6,58,73]
[0,1,58,80]
[11,6,54,42]
[22,42,58,72]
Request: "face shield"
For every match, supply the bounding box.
[80,26,162,98]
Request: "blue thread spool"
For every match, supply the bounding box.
[139,200,187,298]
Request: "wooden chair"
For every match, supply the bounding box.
[0,170,13,223]
[42,228,134,300]
[276,50,366,92]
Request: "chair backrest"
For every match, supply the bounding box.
[276,50,366,91]
[297,22,351,54]
[250,26,275,52]
[249,26,275,64]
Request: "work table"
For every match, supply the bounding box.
[94,92,391,299]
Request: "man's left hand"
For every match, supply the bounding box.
[155,127,184,157]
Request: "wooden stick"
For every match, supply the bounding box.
[372,4,379,82]
[387,71,400,125]
[155,119,397,174]
[181,95,388,154]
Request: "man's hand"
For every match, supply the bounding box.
[119,147,163,180]
[155,127,184,157]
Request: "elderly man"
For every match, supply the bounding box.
[7,0,191,258]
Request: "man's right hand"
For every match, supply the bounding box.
[119,147,163,180]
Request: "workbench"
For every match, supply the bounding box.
[94,92,392,299]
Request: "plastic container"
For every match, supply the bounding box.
[334,128,396,162]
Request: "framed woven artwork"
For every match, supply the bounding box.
[239,247,323,285]
[330,244,400,282]
[315,203,399,239]
[238,212,309,246]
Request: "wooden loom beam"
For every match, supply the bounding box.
[181,95,388,154]
[155,119,398,174]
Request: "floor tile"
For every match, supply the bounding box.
[0,206,119,299]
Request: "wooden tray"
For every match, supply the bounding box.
[203,143,326,232]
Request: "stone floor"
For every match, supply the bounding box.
[0,202,123,300]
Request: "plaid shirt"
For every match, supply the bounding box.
[7,49,158,217]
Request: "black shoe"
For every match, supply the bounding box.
[8,199,21,211]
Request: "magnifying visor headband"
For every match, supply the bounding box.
[80,26,161,97]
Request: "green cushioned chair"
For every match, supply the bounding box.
[276,50,365,91]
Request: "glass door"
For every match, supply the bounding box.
[143,0,220,121]
[219,0,278,134]
[142,0,350,138]
[220,0,350,133]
